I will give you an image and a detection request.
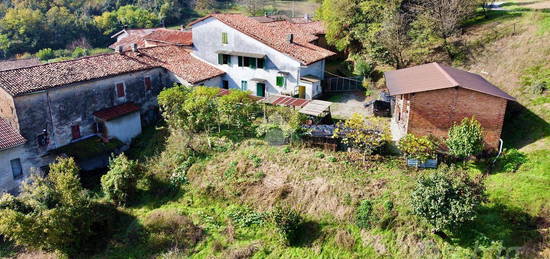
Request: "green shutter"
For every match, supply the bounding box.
[250,58,257,69]
[276,76,285,87]
[218,54,223,64]
[222,32,228,44]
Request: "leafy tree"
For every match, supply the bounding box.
[36,48,55,60]
[398,134,438,163]
[158,84,192,129]
[333,113,389,159]
[0,7,44,55]
[0,33,10,58]
[94,5,159,35]
[218,89,259,130]
[239,0,268,15]
[411,167,486,232]
[101,154,141,206]
[45,6,80,48]
[446,117,484,159]
[0,157,93,255]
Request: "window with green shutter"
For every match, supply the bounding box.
[276,76,285,87]
[241,80,248,90]
[222,32,228,44]
[218,54,223,64]
[249,58,256,69]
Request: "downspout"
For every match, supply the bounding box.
[45,89,57,149]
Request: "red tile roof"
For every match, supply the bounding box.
[0,58,41,71]
[384,62,516,101]
[189,14,335,65]
[0,45,225,96]
[0,118,26,150]
[144,29,193,46]
[94,103,141,121]
[109,34,147,49]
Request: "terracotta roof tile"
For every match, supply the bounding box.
[189,14,334,65]
[144,29,193,46]
[0,118,26,150]
[384,62,516,101]
[109,34,148,49]
[0,58,41,71]
[0,45,225,96]
[93,103,140,121]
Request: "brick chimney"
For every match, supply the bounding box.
[287,34,294,44]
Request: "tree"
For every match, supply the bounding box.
[45,6,80,49]
[333,113,389,159]
[411,167,486,232]
[94,5,159,35]
[0,7,44,55]
[0,157,93,255]
[377,11,413,69]
[158,84,192,130]
[446,117,484,159]
[218,89,259,130]
[101,154,141,206]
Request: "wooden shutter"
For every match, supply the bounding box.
[71,125,81,139]
[222,32,228,44]
[218,54,223,64]
[116,83,125,97]
[144,77,152,90]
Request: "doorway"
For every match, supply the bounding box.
[257,83,266,97]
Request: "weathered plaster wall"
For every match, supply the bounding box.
[0,145,34,193]
[192,18,308,97]
[406,88,508,150]
[0,88,18,130]
[105,112,142,143]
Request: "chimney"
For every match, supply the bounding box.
[304,13,310,21]
[131,43,138,52]
[287,34,294,44]
[116,45,123,54]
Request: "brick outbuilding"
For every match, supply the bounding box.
[384,62,516,150]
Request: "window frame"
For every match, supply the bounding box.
[115,82,126,98]
[10,158,23,180]
[241,80,248,91]
[218,54,231,65]
[276,76,286,87]
[144,76,152,91]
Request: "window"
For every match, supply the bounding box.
[116,82,125,97]
[218,54,231,65]
[71,125,81,140]
[10,159,22,179]
[223,80,229,89]
[241,80,248,91]
[276,76,285,87]
[238,56,243,67]
[221,32,228,44]
[144,77,152,91]
[257,58,265,69]
[243,57,250,67]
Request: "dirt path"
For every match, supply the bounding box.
[326,91,374,120]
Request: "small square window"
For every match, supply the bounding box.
[144,77,152,91]
[10,159,22,179]
[238,56,243,67]
[116,83,125,97]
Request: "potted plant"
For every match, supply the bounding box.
[398,134,438,168]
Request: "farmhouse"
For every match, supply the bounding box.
[0,45,224,192]
[385,62,516,150]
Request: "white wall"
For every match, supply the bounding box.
[0,145,34,193]
[192,18,306,97]
[105,112,142,143]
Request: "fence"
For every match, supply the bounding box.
[323,76,365,93]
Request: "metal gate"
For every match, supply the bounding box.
[323,76,365,93]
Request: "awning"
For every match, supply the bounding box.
[216,50,265,59]
[94,103,140,121]
[299,100,332,117]
[300,75,321,83]
[250,78,267,82]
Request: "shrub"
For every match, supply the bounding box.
[0,158,93,255]
[71,47,88,58]
[355,200,375,229]
[35,48,55,61]
[315,152,325,159]
[334,113,389,159]
[271,206,302,245]
[101,154,141,206]
[398,134,438,162]
[227,207,267,227]
[411,167,487,232]
[520,64,549,94]
[143,209,203,251]
[446,117,484,159]
[497,148,527,173]
[327,156,337,162]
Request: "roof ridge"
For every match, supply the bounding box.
[433,62,459,87]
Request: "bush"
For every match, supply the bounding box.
[356,200,375,229]
[228,207,267,227]
[71,47,88,58]
[35,48,55,61]
[0,158,94,255]
[411,167,487,232]
[271,206,302,245]
[101,154,141,206]
[446,117,484,159]
[398,134,438,162]
[496,148,527,173]
[143,209,203,251]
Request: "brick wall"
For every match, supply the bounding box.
[407,87,508,150]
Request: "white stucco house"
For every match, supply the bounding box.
[188,14,335,99]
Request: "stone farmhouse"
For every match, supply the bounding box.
[0,13,336,193]
[385,62,516,150]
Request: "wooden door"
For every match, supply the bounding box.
[298,85,306,99]
[257,83,266,97]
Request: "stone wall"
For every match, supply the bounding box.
[406,87,508,150]
[0,88,18,130]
